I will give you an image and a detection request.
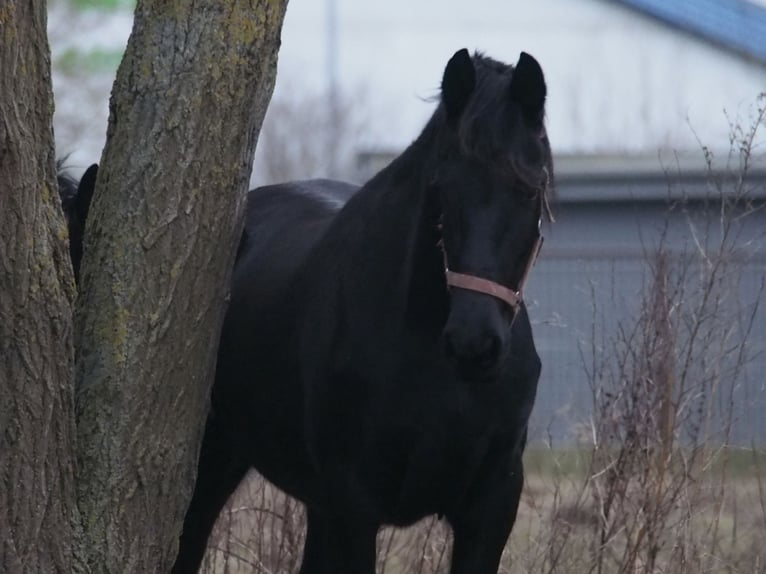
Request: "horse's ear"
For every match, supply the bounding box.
[509,52,546,128]
[441,48,476,121]
[76,163,98,222]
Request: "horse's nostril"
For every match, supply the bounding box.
[476,333,501,366]
[443,328,503,374]
[443,331,458,360]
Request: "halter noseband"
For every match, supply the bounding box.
[443,231,543,314]
[441,169,550,313]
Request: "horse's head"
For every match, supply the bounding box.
[431,49,553,380]
[58,163,98,284]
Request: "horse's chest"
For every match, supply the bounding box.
[362,386,515,524]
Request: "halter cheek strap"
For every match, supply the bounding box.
[439,166,550,312]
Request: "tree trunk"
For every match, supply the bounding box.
[0,1,80,573]
[72,0,288,571]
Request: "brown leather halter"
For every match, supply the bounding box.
[443,233,543,313]
[440,171,551,314]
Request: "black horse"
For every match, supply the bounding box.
[61,49,553,574]
[58,161,98,284]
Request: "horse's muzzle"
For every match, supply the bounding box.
[442,295,509,380]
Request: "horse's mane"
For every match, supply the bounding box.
[461,54,553,189]
[390,53,555,218]
[56,159,80,217]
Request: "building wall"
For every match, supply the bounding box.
[525,178,766,445]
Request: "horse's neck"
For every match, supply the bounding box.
[295,144,449,388]
[402,183,448,338]
[328,151,446,339]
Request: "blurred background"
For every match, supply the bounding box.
[49,0,766,172]
[49,0,766,446]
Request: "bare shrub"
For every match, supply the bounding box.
[251,82,369,186]
[515,95,766,574]
[200,473,306,574]
[376,519,451,574]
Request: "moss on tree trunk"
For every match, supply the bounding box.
[0,2,80,573]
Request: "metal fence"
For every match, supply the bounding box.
[525,160,766,446]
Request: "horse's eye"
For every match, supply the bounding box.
[519,185,539,202]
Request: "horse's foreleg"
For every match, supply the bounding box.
[446,454,524,574]
[171,420,248,574]
[298,506,377,574]
[297,509,328,574]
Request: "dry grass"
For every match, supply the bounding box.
[197,448,766,574]
[510,448,766,574]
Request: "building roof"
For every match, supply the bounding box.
[355,150,766,203]
[553,154,766,203]
[611,0,766,65]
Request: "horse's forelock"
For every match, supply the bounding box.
[453,56,551,193]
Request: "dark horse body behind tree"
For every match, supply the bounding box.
[61,49,553,574]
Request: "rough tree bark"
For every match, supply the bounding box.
[72,1,289,572]
[1,0,288,572]
[0,2,79,573]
